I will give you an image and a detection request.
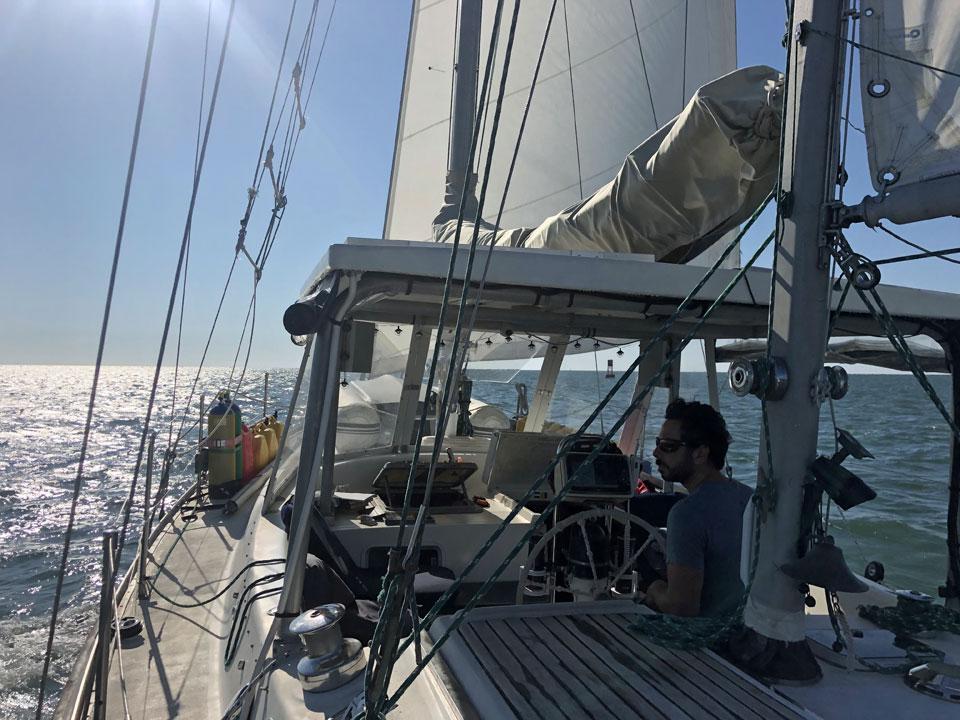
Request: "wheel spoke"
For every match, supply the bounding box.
[578,520,599,581]
[608,533,656,592]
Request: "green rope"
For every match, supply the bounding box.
[383,229,776,709]
[859,602,960,637]
[629,214,786,652]
[628,5,796,648]
[873,246,960,266]
[391,197,772,670]
[629,500,762,650]
[832,245,960,439]
[363,2,515,715]
[827,277,852,336]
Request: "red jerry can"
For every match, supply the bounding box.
[241,423,256,483]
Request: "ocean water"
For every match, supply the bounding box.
[0,365,954,718]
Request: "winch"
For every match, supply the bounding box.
[289,603,364,692]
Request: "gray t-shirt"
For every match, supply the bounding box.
[666,480,753,617]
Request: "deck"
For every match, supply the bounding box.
[430,602,816,720]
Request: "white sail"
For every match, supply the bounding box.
[384,0,737,243]
[860,1,960,190]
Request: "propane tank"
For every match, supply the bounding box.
[207,391,243,498]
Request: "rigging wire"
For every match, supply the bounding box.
[113,0,239,580]
[836,4,857,204]
[172,0,302,448]
[817,5,859,537]
[232,288,258,404]
[275,2,320,186]
[810,26,960,81]
[873,246,960,266]
[277,1,324,188]
[169,0,333,462]
[168,0,213,450]
[562,0,584,200]
[33,3,162,718]
[456,0,558,377]
[387,227,778,709]
[473,10,501,181]
[681,0,689,105]
[875,223,960,266]
[389,0,510,551]
[287,0,339,183]
[364,3,516,716]
[445,0,460,168]
[593,347,605,434]
[628,0,659,129]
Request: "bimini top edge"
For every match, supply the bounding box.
[297,238,960,341]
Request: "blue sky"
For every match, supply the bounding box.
[1,1,956,369]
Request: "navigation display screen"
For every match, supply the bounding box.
[562,452,633,497]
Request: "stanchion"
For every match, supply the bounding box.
[263,371,269,419]
[138,434,155,599]
[93,529,117,720]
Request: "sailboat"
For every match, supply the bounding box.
[45,0,960,718]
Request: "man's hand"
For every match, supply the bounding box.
[643,564,703,617]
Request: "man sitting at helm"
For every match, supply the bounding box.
[644,398,752,617]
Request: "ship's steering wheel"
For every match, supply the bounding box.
[516,507,666,604]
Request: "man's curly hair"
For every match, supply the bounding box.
[664,398,731,470]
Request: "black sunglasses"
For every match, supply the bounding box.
[655,437,690,453]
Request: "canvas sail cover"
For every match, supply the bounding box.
[384,0,739,248]
[859,1,960,191]
[433,65,783,261]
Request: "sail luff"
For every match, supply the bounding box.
[382,0,425,240]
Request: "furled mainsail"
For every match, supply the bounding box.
[434,65,784,262]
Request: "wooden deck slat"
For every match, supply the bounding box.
[527,615,673,720]
[594,615,764,720]
[459,622,553,719]
[571,616,736,720]
[468,620,592,719]
[604,612,807,720]
[503,617,636,718]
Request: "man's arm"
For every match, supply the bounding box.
[644,563,703,617]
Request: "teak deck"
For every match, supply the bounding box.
[431,603,815,720]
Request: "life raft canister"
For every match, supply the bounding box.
[207,391,243,499]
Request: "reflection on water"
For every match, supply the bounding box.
[0,366,952,717]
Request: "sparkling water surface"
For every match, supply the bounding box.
[0,365,953,717]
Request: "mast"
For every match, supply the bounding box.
[447,0,482,204]
[738,0,849,679]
